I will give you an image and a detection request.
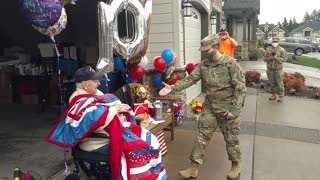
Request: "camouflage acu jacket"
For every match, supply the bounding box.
[264,46,287,70]
[172,55,246,116]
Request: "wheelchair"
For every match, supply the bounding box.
[65,133,112,180]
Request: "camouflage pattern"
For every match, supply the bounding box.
[264,46,287,96]
[199,34,220,51]
[171,54,246,164]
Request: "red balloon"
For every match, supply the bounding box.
[186,63,198,74]
[153,56,167,72]
[168,73,178,85]
[131,65,145,80]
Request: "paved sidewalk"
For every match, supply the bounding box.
[1,88,320,180]
[240,60,320,88]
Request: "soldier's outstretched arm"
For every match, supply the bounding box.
[171,64,201,92]
[229,61,246,117]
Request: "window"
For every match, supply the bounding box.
[304,31,311,37]
[191,9,200,22]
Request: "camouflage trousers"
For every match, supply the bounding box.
[190,108,241,164]
[267,69,284,96]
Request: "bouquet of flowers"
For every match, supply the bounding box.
[190,100,204,121]
[136,85,151,104]
[190,100,204,114]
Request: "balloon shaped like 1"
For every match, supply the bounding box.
[113,0,147,60]
[32,7,67,36]
[161,48,174,65]
[131,65,145,80]
[153,73,164,88]
[153,56,167,72]
[21,0,62,28]
[96,2,114,73]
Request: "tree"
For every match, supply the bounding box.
[303,12,311,22]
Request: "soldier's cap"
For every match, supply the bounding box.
[74,65,104,82]
[199,34,220,51]
[272,37,280,42]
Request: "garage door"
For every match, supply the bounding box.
[185,7,202,103]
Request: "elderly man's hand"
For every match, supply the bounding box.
[114,104,131,112]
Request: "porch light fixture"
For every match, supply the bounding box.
[182,0,192,17]
[210,12,217,25]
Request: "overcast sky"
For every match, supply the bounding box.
[259,0,318,24]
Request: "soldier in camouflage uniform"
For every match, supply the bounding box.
[264,37,287,102]
[159,34,246,179]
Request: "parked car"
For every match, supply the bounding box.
[264,37,312,56]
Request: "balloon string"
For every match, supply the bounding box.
[50,35,68,174]
[50,35,63,112]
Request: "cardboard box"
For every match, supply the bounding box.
[21,94,39,105]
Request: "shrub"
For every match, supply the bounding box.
[293,72,305,82]
[245,71,261,84]
[315,91,320,99]
[249,49,259,61]
[283,72,305,92]
[285,77,304,92]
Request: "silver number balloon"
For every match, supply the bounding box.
[96,2,114,72]
[140,0,152,57]
[113,0,147,60]
[96,0,150,72]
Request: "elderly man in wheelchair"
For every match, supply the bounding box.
[46,66,168,180]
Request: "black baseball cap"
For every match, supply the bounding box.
[220,28,227,32]
[74,66,104,82]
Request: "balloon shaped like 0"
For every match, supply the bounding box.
[113,0,147,60]
[153,73,164,88]
[21,0,62,28]
[32,7,67,36]
[161,48,174,65]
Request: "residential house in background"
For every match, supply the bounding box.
[289,21,320,42]
[256,24,285,40]
[222,0,260,60]
[148,0,223,104]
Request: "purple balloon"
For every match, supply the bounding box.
[21,0,62,28]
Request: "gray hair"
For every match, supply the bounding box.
[76,82,83,89]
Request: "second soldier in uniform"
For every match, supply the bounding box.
[264,37,287,102]
[159,34,246,179]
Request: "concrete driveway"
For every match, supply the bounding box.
[303,52,320,60]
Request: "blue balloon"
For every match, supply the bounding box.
[153,73,164,88]
[114,56,126,72]
[20,0,62,28]
[161,49,174,65]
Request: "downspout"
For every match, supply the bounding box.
[182,10,186,65]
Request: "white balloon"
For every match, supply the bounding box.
[138,56,149,67]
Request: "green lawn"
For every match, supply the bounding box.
[293,56,320,68]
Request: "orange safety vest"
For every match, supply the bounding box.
[219,38,236,58]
